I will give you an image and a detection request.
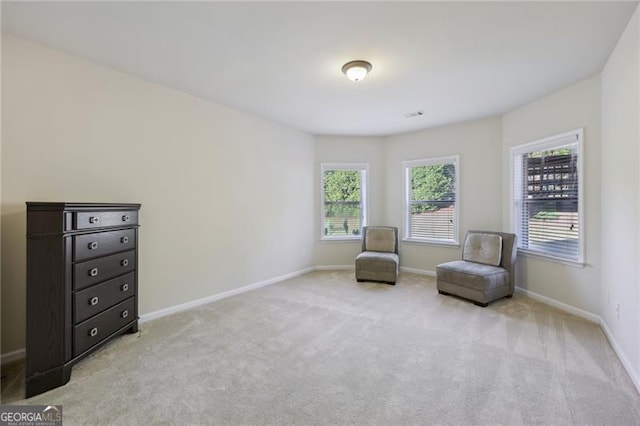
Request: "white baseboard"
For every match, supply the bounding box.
[1,348,25,365]
[0,264,432,362]
[400,267,436,277]
[140,267,314,323]
[514,286,600,323]
[516,286,640,394]
[314,265,437,277]
[314,265,354,271]
[1,267,316,363]
[599,319,640,392]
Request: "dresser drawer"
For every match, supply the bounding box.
[74,210,138,230]
[73,250,136,291]
[73,229,136,261]
[73,272,135,323]
[73,298,135,357]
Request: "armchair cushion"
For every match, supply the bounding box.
[436,260,509,293]
[355,251,399,271]
[462,233,502,266]
[363,227,397,253]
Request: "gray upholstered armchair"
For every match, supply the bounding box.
[355,226,399,284]
[436,230,517,307]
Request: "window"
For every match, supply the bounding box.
[321,163,367,240]
[511,129,583,263]
[403,156,459,244]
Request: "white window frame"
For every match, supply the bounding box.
[320,163,368,241]
[509,128,584,266]
[403,155,459,245]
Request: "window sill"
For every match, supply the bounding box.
[402,238,460,248]
[517,249,585,268]
[320,237,362,243]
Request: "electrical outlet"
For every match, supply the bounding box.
[616,303,620,319]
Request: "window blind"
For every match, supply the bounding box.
[405,157,458,243]
[512,131,582,261]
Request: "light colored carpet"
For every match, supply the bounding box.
[2,270,640,425]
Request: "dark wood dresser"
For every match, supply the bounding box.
[26,202,141,397]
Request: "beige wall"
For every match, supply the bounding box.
[314,136,385,266]
[1,36,316,356]
[385,117,503,272]
[501,76,601,316]
[314,118,503,271]
[601,7,640,382]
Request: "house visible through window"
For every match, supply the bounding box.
[403,156,459,244]
[321,163,367,240]
[511,129,583,263]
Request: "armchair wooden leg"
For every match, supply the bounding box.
[474,301,489,307]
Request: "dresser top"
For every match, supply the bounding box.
[27,202,141,211]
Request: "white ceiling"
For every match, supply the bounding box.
[2,1,637,136]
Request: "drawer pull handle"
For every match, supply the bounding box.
[88,241,98,250]
[122,215,131,222]
[89,216,100,224]
[121,310,129,319]
[121,283,129,292]
[121,259,129,267]
[89,327,98,337]
[121,236,129,244]
[89,268,99,277]
[89,296,99,306]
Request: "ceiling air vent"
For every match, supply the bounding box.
[404,110,424,118]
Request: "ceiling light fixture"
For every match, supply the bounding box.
[341,60,372,82]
